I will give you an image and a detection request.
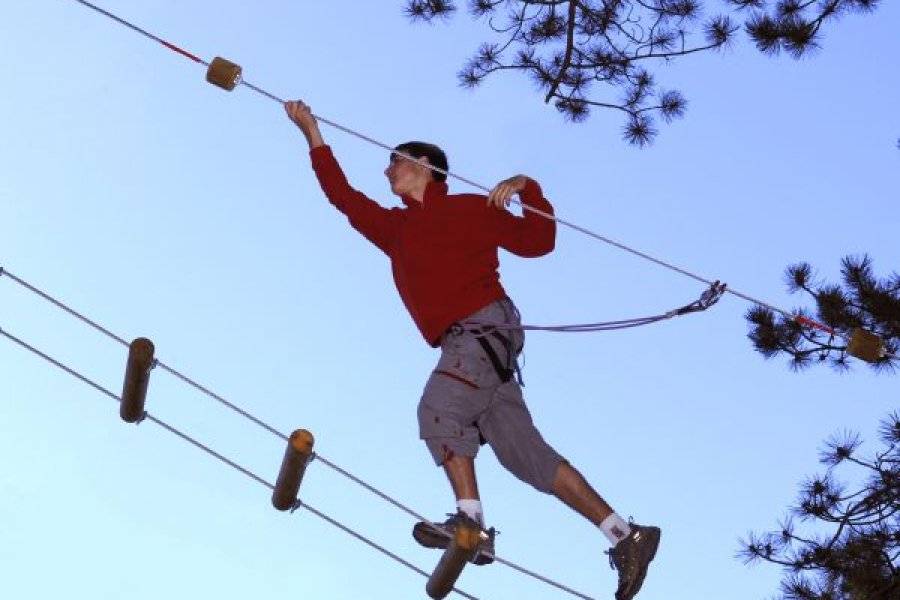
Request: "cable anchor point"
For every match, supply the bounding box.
[289,499,303,514]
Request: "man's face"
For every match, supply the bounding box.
[385,153,431,198]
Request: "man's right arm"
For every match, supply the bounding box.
[285,100,325,150]
[284,100,397,255]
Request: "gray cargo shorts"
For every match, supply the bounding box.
[417,297,566,494]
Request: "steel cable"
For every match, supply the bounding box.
[67,0,839,338]
[0,324,480,600]
[0,267,598,599]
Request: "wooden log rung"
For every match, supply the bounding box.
[272,429,315,511]
[426,519,482,599]
[120,337,155,423]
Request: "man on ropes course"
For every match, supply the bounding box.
[285,100,660,600]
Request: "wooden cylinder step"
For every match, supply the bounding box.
[272,429,315,511]
[425,519,481,599]
[206,56,242,91]
[846,328,885,363]
[120,337,155,423]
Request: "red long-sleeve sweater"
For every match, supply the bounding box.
[310,145,556,346]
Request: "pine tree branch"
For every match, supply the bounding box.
[626,40,728,61]
[411,0,880,143]
[747,256,898,373]
[552,92,635,113]
[747,414,900,597]
[544,1,577,101]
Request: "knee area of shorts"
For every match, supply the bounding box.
[514,457,564,494]
[493,444,566,494]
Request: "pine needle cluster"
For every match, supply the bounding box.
[732,0,880,58]
[739,412,900,599]
[403,0,879,144]
[746,255,899,373]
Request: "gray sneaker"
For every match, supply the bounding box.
[412,512,496,565]
[607,523,661,600]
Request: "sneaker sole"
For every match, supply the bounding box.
[412,522,495,566]
[413,522,451,549]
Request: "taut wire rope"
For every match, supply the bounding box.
[0,268,424,519]
[0,324,479,600]
[0,267,597,600]
[69,0,841,341]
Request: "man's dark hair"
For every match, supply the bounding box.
[393,141,448,182]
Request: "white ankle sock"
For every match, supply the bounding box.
[600,513,632,546]
[456,499,484,526]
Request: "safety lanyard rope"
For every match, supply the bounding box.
[0,267,597,600]
[69,0,842,343]
[464,281,728,333]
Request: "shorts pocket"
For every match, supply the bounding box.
[417,401,464,440]
[439,334,499,389]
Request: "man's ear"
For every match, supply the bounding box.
[416,156,432,174]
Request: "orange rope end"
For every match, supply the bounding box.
[794,315,835,335]
[160,40,202,63]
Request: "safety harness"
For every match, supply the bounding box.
[447,297,526,386]
[446,321,524,385]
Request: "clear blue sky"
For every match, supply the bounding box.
[1,2,897,599]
